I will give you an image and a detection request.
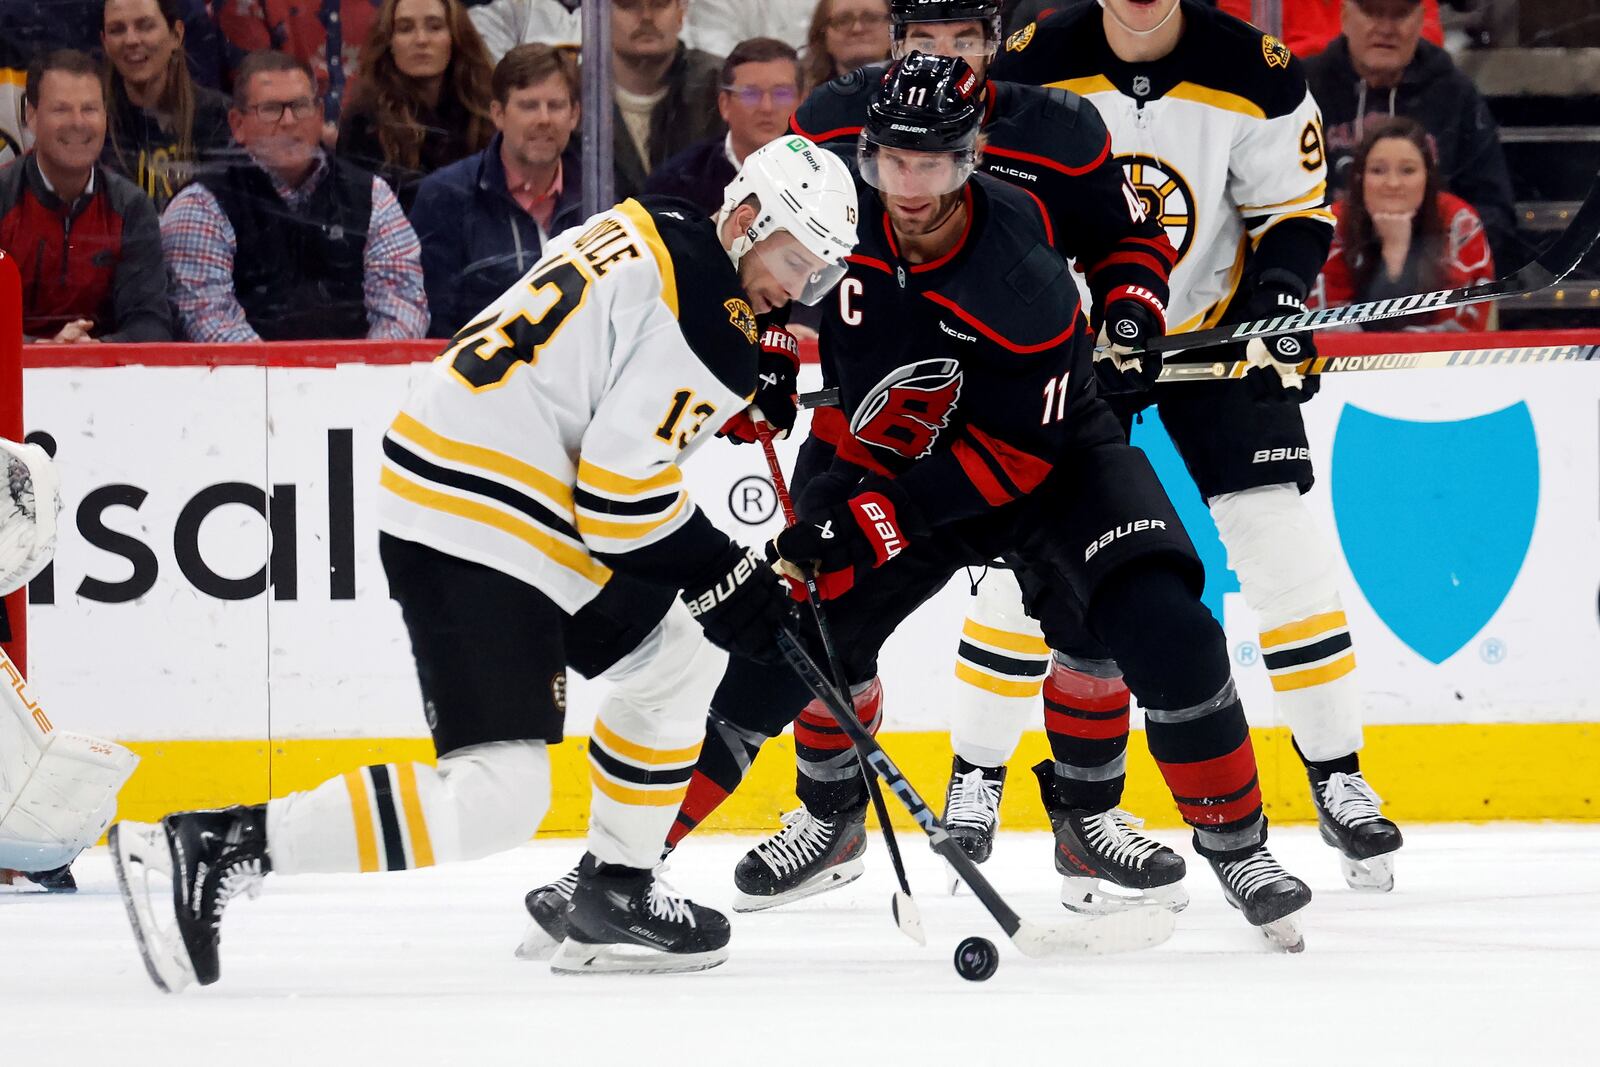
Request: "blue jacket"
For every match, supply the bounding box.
[409,134,587,338]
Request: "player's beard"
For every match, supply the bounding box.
[886,189,965,241]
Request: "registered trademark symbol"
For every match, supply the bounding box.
[728,475,777,526]
[1479,638,1506,665]
[1234,642,1259,667]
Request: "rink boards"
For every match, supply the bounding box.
[12,334,1600,826]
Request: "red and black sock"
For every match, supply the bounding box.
[1040,655,1131,813]
[794,677,883,818]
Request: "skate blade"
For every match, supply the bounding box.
[108,823,196,994]
[549,938,729,975]
[1259,915,1305,954]
[1340,852,1395,893]
[730,857,863,913]
[1013,904,1177,958]
[513,919,562,961]
[1059,876,1189,916]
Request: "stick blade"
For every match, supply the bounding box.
[892,891,926,946]
[1009,905,1176,959]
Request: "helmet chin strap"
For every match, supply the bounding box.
[1098,0,1181,38]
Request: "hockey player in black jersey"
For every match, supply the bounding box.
[526,53,1312,953]
[787,0,1179,864]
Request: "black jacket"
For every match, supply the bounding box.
[643,135,736,216]
[102,81,235,212]
[611,44,726,203]
[1304,36,1521,267]
[336,93,488,215]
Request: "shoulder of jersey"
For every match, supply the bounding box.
[1178,4,1312,120]
[952,175,1075,353]
[988,81,1109,170]
[791,62,889,145]
[634,196,760,397]
[993,5,1101,81]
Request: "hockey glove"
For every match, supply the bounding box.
[771,477,922,601]
[1092,287,1166,395]
[681,542,797,665]
[1241,279,1319,402]
[718,327,802,443]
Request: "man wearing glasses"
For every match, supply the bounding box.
[160,50,428,343]
[646,38,803,215]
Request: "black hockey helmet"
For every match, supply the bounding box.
[889,0,1004,62]
[859,53,984,196]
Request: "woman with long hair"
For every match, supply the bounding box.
[338,0,496,212]
[802,0,892,92]
[1311,116,1495,331]
[100,0,232,211]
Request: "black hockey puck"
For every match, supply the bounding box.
[953,936,998,981]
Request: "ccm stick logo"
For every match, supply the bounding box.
[866,749,949,844]
[1084,519,1167,562]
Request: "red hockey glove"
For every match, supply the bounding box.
[771,477,922,602]
[718,327,802,444]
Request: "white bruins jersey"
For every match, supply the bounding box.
[377,199,758,613]
[994,1,1335,332]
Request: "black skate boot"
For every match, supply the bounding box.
[1205,843,1313,953]
[731,804,868,912]
[943,756,1005,863]
[1032,760,1187,914]
[516,864,579,960]
[24,864,78,892]
[1310,769,1402,892]
[551,854,730,975]
[109,805,270,992]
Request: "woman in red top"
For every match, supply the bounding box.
[1311,116,1494,332]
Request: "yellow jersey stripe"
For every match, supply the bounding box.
[394,763,435,869]
[1260,610,1349,649]
[1251,208,1337,240]
[576,496,687,541]
[1173,242,1249,334]
[1269,653,1357,692]
[616,198,679,320]
[1166,82,1265,120]
[380,467,613,585]
[1046,75,1116,97]
[592,718,703,767]
[956,661,1047,699]
[390,412,574,511]
[576,458,684,497]
[343,771,380,873]
[1240,183,1329,214]
[590,774,691,808]
[960,618,1051,657]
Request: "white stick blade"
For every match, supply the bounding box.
[1011,905,1177,959]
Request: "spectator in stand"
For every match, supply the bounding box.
[645,37,799,214]
[1311,116,1494,332]
[467,0,580,64]
[1213,0,1440,56]
[1303,0,1518,267]
[0,50,172,343]
[410,43,583,336]
[802,0,892,92]
[610,0,722,202]
[161,50,428,341]
[684,0,814,57]
[101,0,234,212]
[215,0,383,127]
[337,0,496,212]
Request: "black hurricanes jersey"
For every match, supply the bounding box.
[813,173,1096,530]
[791,65,1177,327]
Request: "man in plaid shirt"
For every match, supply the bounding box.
[161,50,427,343]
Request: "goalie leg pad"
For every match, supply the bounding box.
[0,437,62,597]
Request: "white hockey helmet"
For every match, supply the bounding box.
[717,135,859,305]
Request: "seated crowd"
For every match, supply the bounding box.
[0,0,1534,344]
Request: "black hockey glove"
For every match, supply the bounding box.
[718,327,802,443]
[680,542,797,665]
[771,477,925,601]
[1092,287,1167,395]
[1241,277,1319,402]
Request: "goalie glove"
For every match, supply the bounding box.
[680,542,797,665]
[1092,287,1166,396]
[718,327,802,443]
[0,438,62,597]
[1241,277,1319,401]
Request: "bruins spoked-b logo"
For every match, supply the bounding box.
[1119,154,1197,265]
[725,298,758,344]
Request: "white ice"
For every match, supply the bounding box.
[4,824,1597,1066]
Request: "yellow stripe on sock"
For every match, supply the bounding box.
[1260,610,1348,649]
[591,718,702,766]
[590,772,690,808]
[955,661,1046,698]
[960,619,1050,656]
[343,771,379,873]
[394,763,435,869]
[1270,653,1357,692]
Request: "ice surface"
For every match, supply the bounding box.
[4,825,1596,1066]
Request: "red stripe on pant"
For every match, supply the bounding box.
[1156,737,1264,828]
[666,771,727,848]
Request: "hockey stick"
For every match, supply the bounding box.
[1156,341,1600,383]
[755,428,924,946]
[776,631,1176,958]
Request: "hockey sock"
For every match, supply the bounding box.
[794,677,883,817]
[951,568,1051,767]
[1040,653,1131,813]
[265,740,551,875]
[666,709,773,848]
[1293,738,1360,778]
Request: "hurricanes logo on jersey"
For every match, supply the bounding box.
[1006,22,1035,53]
[725,298,759,344]
[1262,35,1291,70]
[851,358,963,459]
[1119,154,1198,266]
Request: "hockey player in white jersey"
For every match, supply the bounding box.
[954,0,1404,921]
[1,437,139,892]
[109,136,859,989]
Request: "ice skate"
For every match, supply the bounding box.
[1311,769,1402,892]
[516,864,579,960]
[731,804,867,912]
[942,756,1005,893]
[1033,761,1187,914]
[109,805,270,992]
[551,854,729,975]
[1206,843,1312,953]
[23,864,77,892]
